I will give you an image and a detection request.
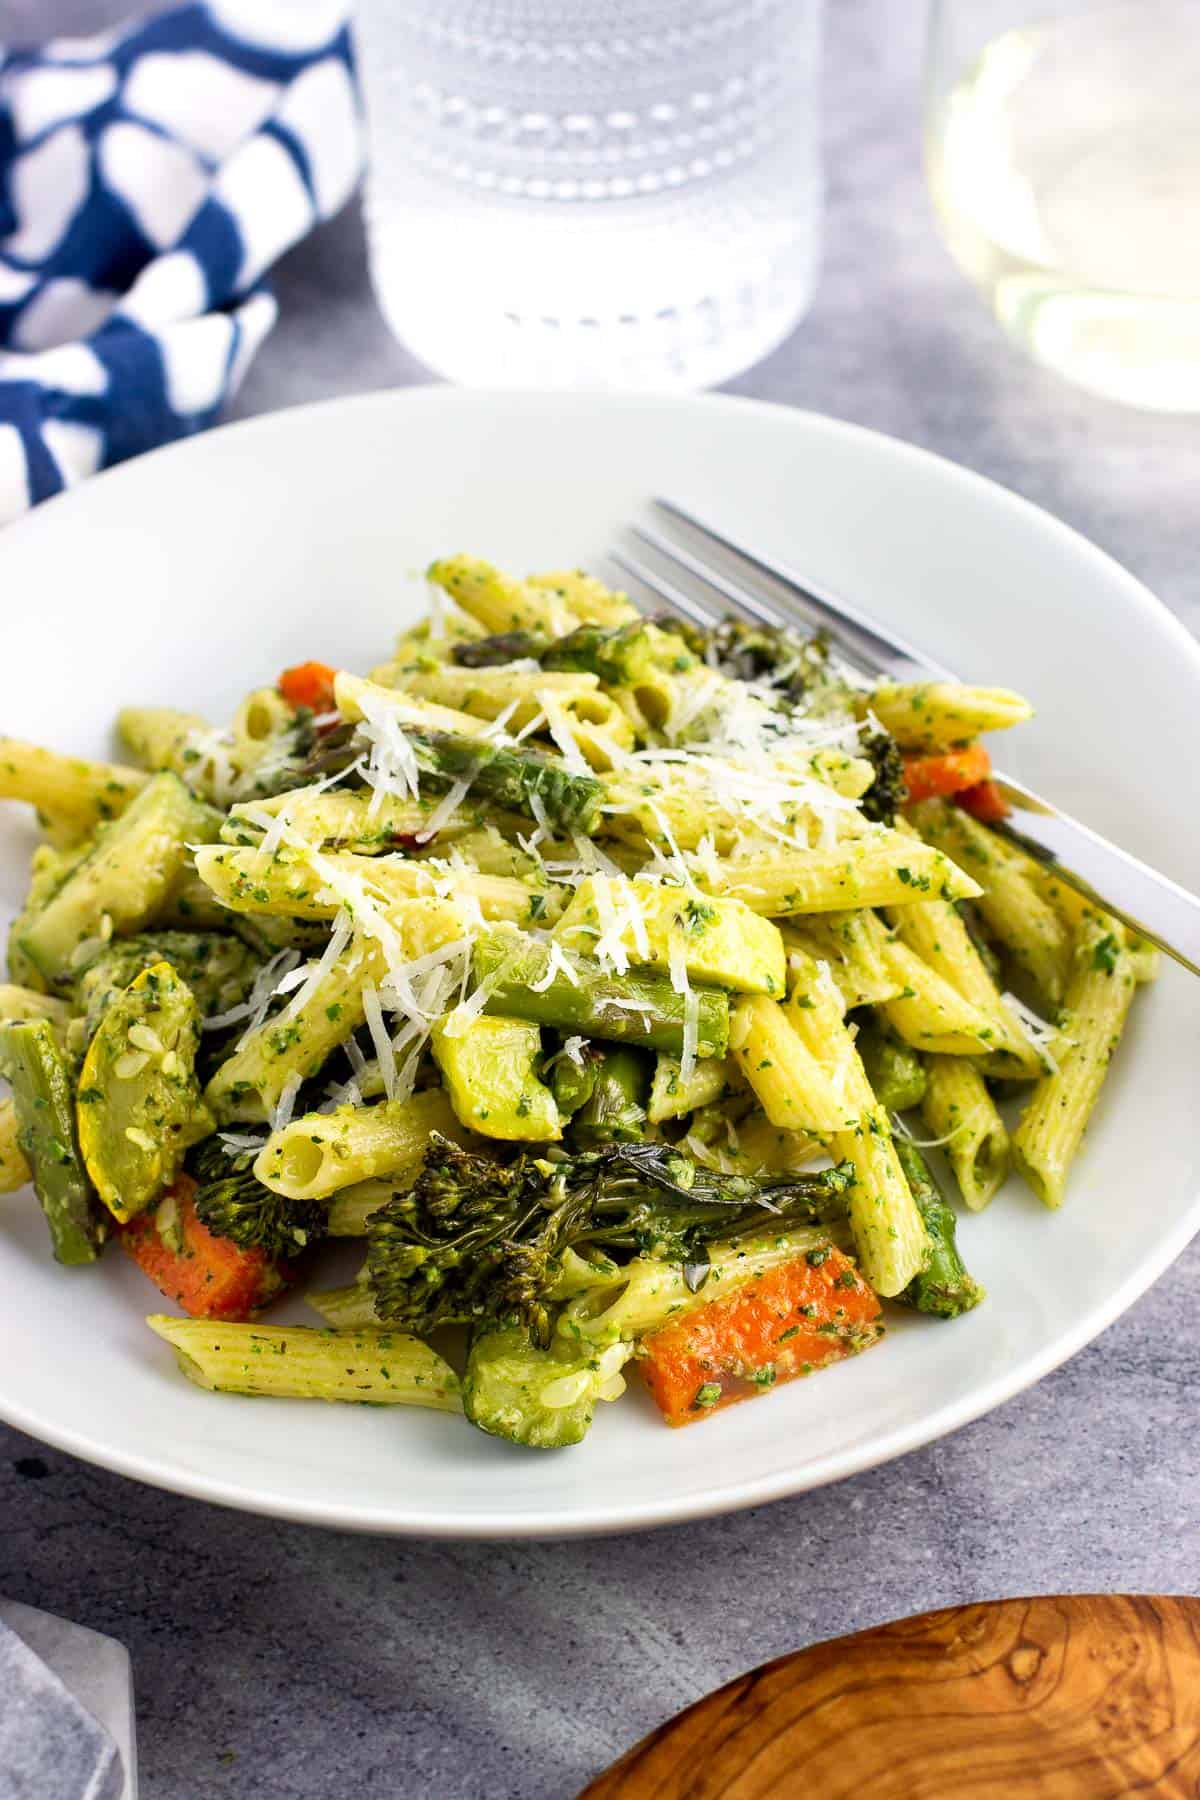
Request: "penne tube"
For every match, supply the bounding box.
[256,1088,471,1200]
[1011,920,1137,1209]
[427,554,579,637]
[147,1317,462,1409]
[697,832,980,917]
[195,842,559,928]
[910,800,1071,1005]
[921,1055,1010,1211]
[729,995,851,1134]
[868,681,1033,751]
[782,949,927,1297]
[0,737,147,831]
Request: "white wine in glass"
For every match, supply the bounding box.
[926,0,1200,410]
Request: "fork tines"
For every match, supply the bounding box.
[612,498,954,685]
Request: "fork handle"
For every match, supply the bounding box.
[994,774,1200,976]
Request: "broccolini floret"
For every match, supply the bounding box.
[366,1134,855,1347]
[451,629,552,668]
[859,729,909,826]
[189,1137,327,1259]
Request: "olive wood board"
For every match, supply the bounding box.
[579,1594,1200,1798]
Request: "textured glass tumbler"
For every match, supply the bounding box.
[354,0,824,389]
[927,0,1200,411]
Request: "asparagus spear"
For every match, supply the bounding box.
[894,1139,985,1319]
[569,1047,650,1149]
[452,629,552,668]
[413,730,603,835]
[471,929,730,1059]
[301,721,603,836]
[856,1024,927,1112]
[548,1042,601,1118]
[542,619,693,688]
[0,1020,106,1264]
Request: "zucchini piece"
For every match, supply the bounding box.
[431,1015,561,1141]
[19,773,221,987]
[463,1325,627,1449]
[555,876,788,996]
[647,1051,727,1124]
[0,1020,106,1264]
[75,931,261,1043]
[6,840,92,991]
[77,962,215,1222]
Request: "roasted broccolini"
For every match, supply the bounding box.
[366,1134,855,1348]
[189,1136,328,1258]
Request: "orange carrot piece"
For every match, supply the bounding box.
[902,744,991,803]
[278,660,338,714]
[121,1175,292,1321]
[640,1244,883,1428]
[956,778,1010,824]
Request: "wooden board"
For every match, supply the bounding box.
[580,1595,1200,1798]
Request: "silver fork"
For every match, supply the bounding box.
[611,496,1200,979]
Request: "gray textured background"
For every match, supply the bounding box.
[3,2,1199,1796]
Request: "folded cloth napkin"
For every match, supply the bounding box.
[0,1,362,524]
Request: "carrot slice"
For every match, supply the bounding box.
[640,1244,883,1428]
[278,660,338,714]
[121,1175,292,1321]
[902,744,991,803]
[956,778,1011,824]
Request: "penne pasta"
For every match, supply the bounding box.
[147,1317,462,1408]
[909,800,1072,1005]
[868,681,1033,751]
[698,831,980,916]
[921,1056,1010,1211]
[0,737,147,832]
[256,1088,473,1199]
[1011,920,1137,1209]
[783,949,928,1297]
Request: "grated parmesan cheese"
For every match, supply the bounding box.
[680,985,700,1082]
[361,980,396,1100]
[1001,990,1064,1074]
[269,1072,303,1133]
[218,1128,267,1157]
[541,1035,588,1075]
[280,912,355,1024]
[538,690,591,775]
[528,941,582,993]
[890,1110,972,1150]
[203,947,301,1039]
[414,769,478,844]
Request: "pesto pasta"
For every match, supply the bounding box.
[0,549,1153,1451]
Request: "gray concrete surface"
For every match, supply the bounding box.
[3,2,1199,1796]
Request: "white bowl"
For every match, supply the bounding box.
[2,388,1197,1537]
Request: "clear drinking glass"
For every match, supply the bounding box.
[353,0,824,390]
[926,0,1200,410]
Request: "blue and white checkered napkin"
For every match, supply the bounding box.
[0,1,362,523]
